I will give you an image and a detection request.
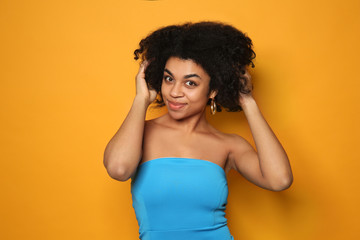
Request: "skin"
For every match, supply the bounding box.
[104,56,293,191]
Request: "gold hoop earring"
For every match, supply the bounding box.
[210,98,216,115]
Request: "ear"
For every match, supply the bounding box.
[209,89,218,99]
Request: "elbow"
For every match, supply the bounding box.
[104,161,130,182]
[270,175,293,192]
[109,167,129,182]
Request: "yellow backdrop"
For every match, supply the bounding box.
[1,0,359,239]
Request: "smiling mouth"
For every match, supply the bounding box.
[167,100,187,110]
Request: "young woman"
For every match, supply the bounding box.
[104,21,293,240]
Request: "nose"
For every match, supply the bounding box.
[169,82,184,98]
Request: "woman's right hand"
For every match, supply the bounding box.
[135,60,158,106]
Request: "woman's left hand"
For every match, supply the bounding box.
[239,66,254,108]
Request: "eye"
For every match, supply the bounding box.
[164,76,173,82]
[185,81,197,87]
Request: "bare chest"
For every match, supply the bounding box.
[140,124,231,173]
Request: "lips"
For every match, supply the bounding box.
[167,100,187,110]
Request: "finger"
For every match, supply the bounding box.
[140,60,149,69]
[137,61,148,77]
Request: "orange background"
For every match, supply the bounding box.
[1,0,359,239]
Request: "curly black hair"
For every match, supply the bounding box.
[134,21,256,112]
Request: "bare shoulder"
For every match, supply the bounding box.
[143,115,169,143]
[219,132,256,171]
[145,115,169,128]
[225,133,253,149]
[207,125,249,146]
[144,117,163,130]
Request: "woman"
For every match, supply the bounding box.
[104,21,293,240]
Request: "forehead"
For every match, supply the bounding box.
[164,57,209,77]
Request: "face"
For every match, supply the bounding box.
[161,56,217,120]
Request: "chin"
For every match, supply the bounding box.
[168,108,203,121]
[167,110,186,120]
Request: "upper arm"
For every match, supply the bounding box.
[227,134,274,191]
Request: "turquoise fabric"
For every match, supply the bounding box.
[131,157,234,240]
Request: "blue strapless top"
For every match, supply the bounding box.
[130,157,234,240]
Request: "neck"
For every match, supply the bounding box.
[164,108,210,134]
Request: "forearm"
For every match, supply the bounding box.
[103,96,149,180]
[242,97,293,189]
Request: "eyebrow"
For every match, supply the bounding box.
[164,68,202,80]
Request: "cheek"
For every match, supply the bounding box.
[187,90,209,103]
[160,82,168,94]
